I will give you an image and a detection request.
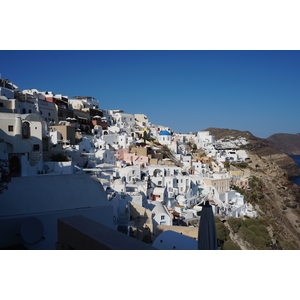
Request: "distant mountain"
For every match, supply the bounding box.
[204,127,254,141]
[267,133,300,155]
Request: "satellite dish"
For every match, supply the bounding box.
[20,217,44,244]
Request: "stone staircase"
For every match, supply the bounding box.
[162,149,183,167]
[29,152,41,167]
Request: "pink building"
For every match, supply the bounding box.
[115,148,129,161]
[123,153,148,166]
[115,148,148,167]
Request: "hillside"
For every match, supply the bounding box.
[205,127,300,177]
[204,127,300,249]
[267,133,300,155]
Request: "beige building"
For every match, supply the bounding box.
[235,176,250,190]
[203,176,230,194]
[50,123,76,146]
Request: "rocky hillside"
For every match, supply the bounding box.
[267,133,300,155]
[204,127,300,249]
[205,127,300,177]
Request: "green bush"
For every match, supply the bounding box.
[255,236,269,250]
[248,225,271,244]
[238,227,260,248]
[216,221,229,248]
[223,239,241,250]
[241,218,256,228]
[214,217,222,223]
[228,217,242,233]
[238,223,270,250]
[51,152,70,162]
[278,239,297,250]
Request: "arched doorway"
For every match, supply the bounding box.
[9,155,21,177]
[153,169,162,177]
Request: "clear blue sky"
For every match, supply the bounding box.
[1,50,299,138]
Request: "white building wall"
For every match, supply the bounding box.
[118,166,141,183]
[0,87,14,99]
[237,150,249,161]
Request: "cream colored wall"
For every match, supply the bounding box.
[154,225,198,240]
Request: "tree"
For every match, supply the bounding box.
[224,161,230,170]
[192,143,197,153]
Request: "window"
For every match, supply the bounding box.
[8,125,13,132]
[29,109,32,113]
[22,108,26,114]
[48,112,51,116]
[161,215,165,220]
[33,144,40,151]
[160,222,166,225]
[0,103,3,107]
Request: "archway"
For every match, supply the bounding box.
[153,169,162,177]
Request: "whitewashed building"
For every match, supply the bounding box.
[118,166,141,183]
[0,112,50,176]
[147,201,172,233]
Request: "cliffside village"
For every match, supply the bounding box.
[0,77,258,249]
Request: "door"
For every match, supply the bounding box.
[10,155,21,177]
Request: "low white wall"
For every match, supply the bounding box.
[44,161,73,174]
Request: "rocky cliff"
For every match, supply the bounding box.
[204,128,300,249]
[205,127,300,177]
[267,133,300,155]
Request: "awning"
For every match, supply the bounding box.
[75,114,88,120]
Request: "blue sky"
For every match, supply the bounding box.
[1,50,299,138]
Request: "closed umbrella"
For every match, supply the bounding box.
[198,200,218,250]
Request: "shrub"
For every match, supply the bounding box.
[224,161,230,170]
[214,216,222,223]
[278,239,297,250]
[255,236,269,250]
[241,218,257,228]
[238,227,258,246]
[216,221,229,247]
[228,217,242,233]
[0,159,11,194]
[239,222,271,250]
[51,152,70,162]
[223,239,241,250]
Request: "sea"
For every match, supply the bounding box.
[290,155,300,186]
